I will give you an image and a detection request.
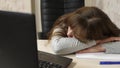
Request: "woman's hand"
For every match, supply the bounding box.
[96,37,120,45]
[76,37,120,54]
[76,45,105,54]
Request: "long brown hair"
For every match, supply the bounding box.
[48,7,120,43]
[48,13,71,40]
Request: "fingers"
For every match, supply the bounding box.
[114,37,120,40]
[98,37,120,44]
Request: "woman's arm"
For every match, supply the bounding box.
[102,41,120,54]
[97,37,120,54]
[76,41,120,54]
[96,37,120,44]
[50,28,98,55]
[51,36,96,55]
[76,45,105,53]
[76,37,120,54]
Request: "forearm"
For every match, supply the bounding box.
[77,41,120,54]
[50,36,96,55]
[102,41,120,54]
[76,45,105,53]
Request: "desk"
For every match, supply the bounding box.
[37,40,120,68]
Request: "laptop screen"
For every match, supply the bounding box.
[0,11,38,68]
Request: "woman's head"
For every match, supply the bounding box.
[49,6,120,43]
[66,7,120,42]
[48,13,72,39]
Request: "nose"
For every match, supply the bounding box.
[67,32,72,37]
[67,27,73,37]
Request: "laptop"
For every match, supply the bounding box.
[38,51,72,68]
[0,11,38,68]
[0,11,72,68]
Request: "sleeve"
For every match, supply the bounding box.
[50,36,96,55]
[102,41,120,54]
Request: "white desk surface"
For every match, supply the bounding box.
[37,40,120,68]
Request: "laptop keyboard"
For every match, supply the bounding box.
[39,60,62,68]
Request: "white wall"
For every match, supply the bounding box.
[85,0,120,28]
[0,0,32,13]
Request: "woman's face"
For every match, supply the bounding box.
[67,26,74,37]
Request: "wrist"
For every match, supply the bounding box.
[96,40,102,45]
[96,45,106,52]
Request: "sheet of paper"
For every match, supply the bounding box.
[76,52,120,60]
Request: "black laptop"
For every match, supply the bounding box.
[0,11,72,68]
[38,51,72,68]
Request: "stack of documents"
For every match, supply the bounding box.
[76,52,120,60]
